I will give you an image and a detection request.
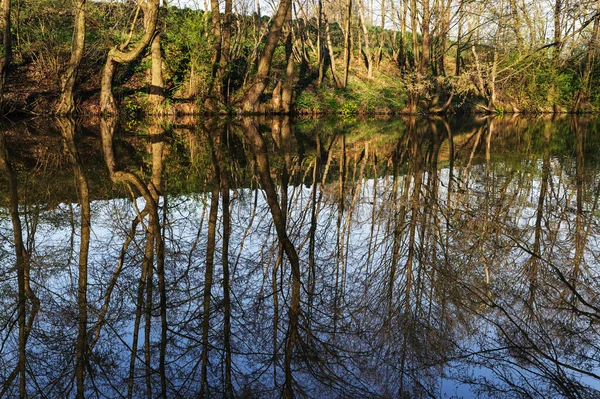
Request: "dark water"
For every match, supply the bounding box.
[1,115,600,398]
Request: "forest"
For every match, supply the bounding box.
[2,1,600,398]
[2,115,600,398]
[0,0,600,116]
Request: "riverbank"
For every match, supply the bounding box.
[0,33,596,118]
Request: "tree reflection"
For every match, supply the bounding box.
[101,116,168,399]
[1,115,600,398]
[0,126,40,398]
[57,117,91,399]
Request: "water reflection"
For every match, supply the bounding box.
[1,115,600,398]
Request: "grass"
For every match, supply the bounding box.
[295,62,407,115]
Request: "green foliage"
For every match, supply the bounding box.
[340,101,358,115]
[296,90,320,112]
[296,71,406,115]
[163,7,213,97]
[495,52,583,112]
[8,0,600,116]
[14,0,137,88]
[15,0,72,78]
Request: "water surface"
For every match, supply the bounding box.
[1,115,599,398]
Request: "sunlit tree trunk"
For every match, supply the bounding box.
[574,0,599,112]
[410,0,419,69]
[342,0,352,88]
[420,0,431,74]
[0,0,10,99]
[222,0,232,102]
[398,0,407,73]
[435,0,451,76]
[209,0,223,102]
[294,14,311,81]
[317,0,324,85]
[358,0,373,78]
[455,3,463,76]
[241,0,292,112]
[148,34,164,110]
[56,0,86,114]
[375,0,385,69]
[488,45,499,109]
[325,16,341,87]
[100,0,159,114]
[509,0,524,50]
[281,8,295,113]
[554,0,562,62]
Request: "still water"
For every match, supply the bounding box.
[1,115,599,398]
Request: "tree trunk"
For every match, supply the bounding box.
[421,0,431,74]
[325,16,341,87]
[222,0,232,102]
[0,0,11,99]
[241,0,292,112]
[455,3,462,76]
[317,0,324,85]
[281,8,294,113]
[410,0,419,69]
[375,0,385,69]
[509,0,524,49]
[436,0,451,76]
[574,0,599,112]
[56,0,87,115]
[398,0,407,73]
[100,0,159,115]
[342,0,352,88]
[209,0,223,103]
[148,33,164,110]
[358,0,373,78]
[554,0,562,62]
